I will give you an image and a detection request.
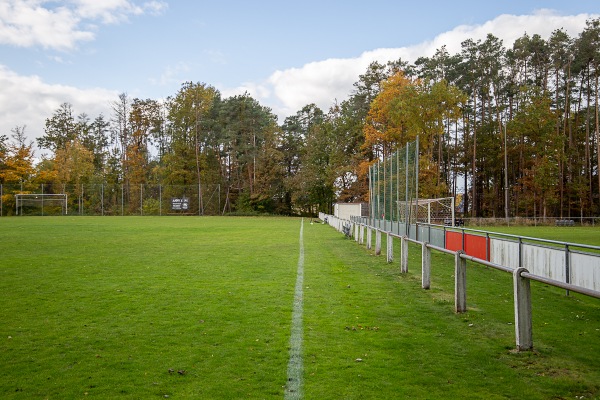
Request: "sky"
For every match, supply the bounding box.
[1,0,599,156]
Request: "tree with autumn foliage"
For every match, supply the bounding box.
[52,139,95,200]
[0,126,36,185]
[0,127,36,214]
[363,71,415,161]
[163,82,219,187]
[363,71,465,199]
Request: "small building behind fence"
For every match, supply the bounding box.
[334,202,368,221]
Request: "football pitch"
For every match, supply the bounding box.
[1,217,599,399]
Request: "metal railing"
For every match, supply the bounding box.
[319,212,600,352]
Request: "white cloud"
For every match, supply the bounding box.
[1,9,598,156]
[241,10,598,120]
[73,0,168,23]
[149,62,192,87]
[0,0,168,50]
[0,64,117,156]
[141,1,168,16]
[0,0,94,50]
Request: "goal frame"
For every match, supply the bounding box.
[15,193,68,216]
[397,197,455,226]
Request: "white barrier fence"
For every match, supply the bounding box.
[347,214,600,294]
[319,212,600,351]
[489,239,600,292]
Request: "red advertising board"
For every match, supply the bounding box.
[446,231,464,252]
[445,231,489,261]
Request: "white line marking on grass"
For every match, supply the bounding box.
[285,218,304,399]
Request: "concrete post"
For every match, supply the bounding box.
[400,236,408,273]
[354,223,359,242]
[387,233,393,263]
[513,267,533,351]
[454,251,467,313]
[375,230,382,256]
[366,228,372,250]
[422,242,431,289]
[359,225,364,245]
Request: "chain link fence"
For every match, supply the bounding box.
[0,183,222,216]
[369,139,419,226]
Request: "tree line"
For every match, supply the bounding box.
[1,19,600,218]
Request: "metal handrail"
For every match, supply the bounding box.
[419,221,600,252]
[345,217,600,300]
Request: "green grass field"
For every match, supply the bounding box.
[1,217,599,399]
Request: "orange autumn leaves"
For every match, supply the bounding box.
[361,71,465,197]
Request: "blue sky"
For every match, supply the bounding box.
[1,0,599,151]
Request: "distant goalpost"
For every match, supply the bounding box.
[397,197,455,226]
[15,193,68,216]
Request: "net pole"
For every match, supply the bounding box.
[405,144,409,236]
[383,153,387,231]
[41,184,44,216]
[388,151,392,232]
[0,184,2,217]
[372,164,375,227]
[369,164,372,227]
[396,149,400,234]
[415,136,420,241]
[371,166,375,227]
[376,160,380,229]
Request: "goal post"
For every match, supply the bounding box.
[397,197,455,226]
[15,193,68,216]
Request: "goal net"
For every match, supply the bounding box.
[397,197,455,226]
[15,193,68,216]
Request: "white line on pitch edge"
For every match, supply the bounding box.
[285,218,304,399]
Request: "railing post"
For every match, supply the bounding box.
[375,230,382,256]
[400,236,408,273]
[387,233,393,263]
[565,244,570,296]
[513,267,533,351]
[518,237,523,269]
[359,225,365,245]
[354,223,359,242]
[422,242,431,289]
[366,228,372,250]
[455,251,467,313]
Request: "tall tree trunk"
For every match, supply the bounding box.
[555,68,564,218]
[586,69,592,209]
[596,70,600,213]
[565,61,572,218]
[471,94,477,218]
